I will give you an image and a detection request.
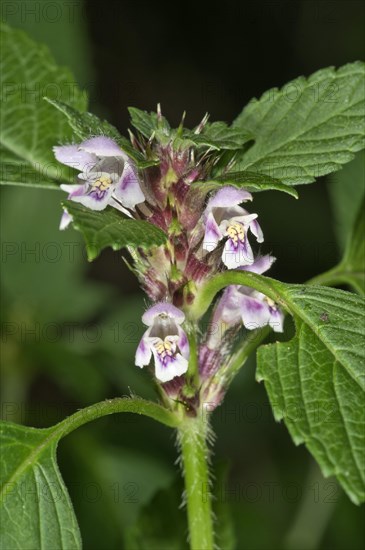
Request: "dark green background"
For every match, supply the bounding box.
[1,1,364,548]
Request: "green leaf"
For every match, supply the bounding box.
[0,423,82,549]
[128,106,157,137]
[193,170,298,198]
[185,121,253,151]
[200,121,253,150]
[46,99,121,142]
[63,201,167,260]
[4,0,92,86]
[0,144,59,189]
[233,62,365,184]
[189,272,365,504]
[46,100,158,168]
[0,398,179,549]
[311,197,365,294]
[256,285,365,505]
[128,106,170,139]
[0,23,87,187]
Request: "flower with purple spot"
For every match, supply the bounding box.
[135,303,190,382]
[54,136,145,229]
[202,186,263,268]
[208,255,284,345]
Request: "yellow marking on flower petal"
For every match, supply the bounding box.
[91,175,113,192]
[227,222,245,244]
[265,297,277,309]
[154,338,174,359]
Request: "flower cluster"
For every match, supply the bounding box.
[54,115,283,408]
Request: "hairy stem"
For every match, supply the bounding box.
[178,415,214,550]
[187,328,199,386]
[56,397,180,438]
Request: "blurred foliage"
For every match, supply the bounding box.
[4,0,92,86]
[328,150,365,252]
[1,1,364,549]
[124,477,187,550]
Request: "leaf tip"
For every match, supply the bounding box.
[86,245,98,262]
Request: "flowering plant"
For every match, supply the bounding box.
[1,24,364,550]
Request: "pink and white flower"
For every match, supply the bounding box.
[209,255,284,343]
[203,186,263,268]
[135,303,190,382]
[54,136,145,229]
